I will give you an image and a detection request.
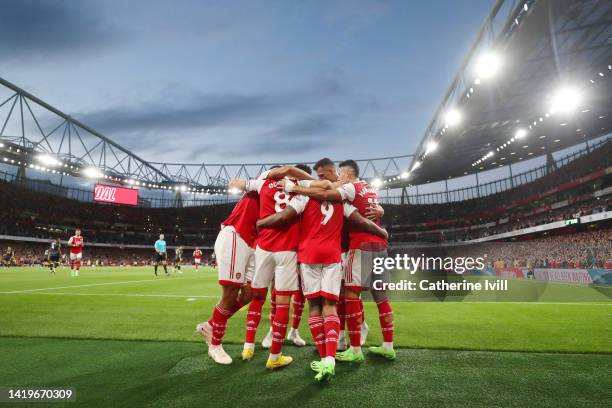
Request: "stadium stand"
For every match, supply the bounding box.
[0,139,610,269]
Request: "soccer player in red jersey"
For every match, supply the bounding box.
[229,164,313,369]
[196,166,312,365]
[67,229,84,277]
[193,248,203,270]
[285,159,396,362]
[263,160,388,381]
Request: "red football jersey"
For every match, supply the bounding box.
[222,191,259,248]
[339,181,387,250]
[247,178,300,252]
[69,235,83,254]
[193,250,202,259]
[290,196,343,264]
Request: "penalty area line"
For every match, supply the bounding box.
[0,278,184,294]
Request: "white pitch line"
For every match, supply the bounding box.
[0,291,216,299]
[0,291,610,305]
[399,301,612,306]
[1,278,183,294]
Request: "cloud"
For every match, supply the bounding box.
[131,113,343,162]
[0,0,116,56]
[71,69,374,163]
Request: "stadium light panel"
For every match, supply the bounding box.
[474,52,501,79]
[515,129,527,139]
[426,141,438,154]
[400,172,410,179]
[411,161,421,171]
[37,154,60,167]
[82,167,103,179]
[371,178,383,188]
[445,109,461,127]
[550,87,581,114]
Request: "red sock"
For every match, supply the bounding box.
[70,260,74,269]
[208,305,232,346]
[345,298,362,347]
[308,314,326,358]
[291,291,304,329]
[75,260,81,271]
[269,289,277,327]
[359,298,364,320]
[337,297,346,331]
[376,299,394,342]
[245,298,265,344]
[324,313,340,358]
[270,303,290,354]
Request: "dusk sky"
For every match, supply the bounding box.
[0,0,493,165]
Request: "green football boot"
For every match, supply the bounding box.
[310,360,324,372]
[335,348,364,363]
[368,346,396,360]
[314,363,335,382]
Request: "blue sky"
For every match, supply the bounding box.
[0,0,493,164]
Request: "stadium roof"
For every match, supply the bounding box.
[406,0,612,185]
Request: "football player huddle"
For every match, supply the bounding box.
[196,158,394,382]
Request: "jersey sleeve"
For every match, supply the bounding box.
[245,179,265,194]
[288,195,309,215]
[343,203,358,218]
[336,183,356,202]
[257,170,271,180]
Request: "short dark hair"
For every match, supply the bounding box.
[339,160,359,177]
[269,165,282,170]
[314,157,334,171]
[294,163,312,175]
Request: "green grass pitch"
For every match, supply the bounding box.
[0,266,611,407]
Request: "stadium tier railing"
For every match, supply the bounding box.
[0,138,608,208]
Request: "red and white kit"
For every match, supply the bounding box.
[290,195,353,300]
[246,177,300,295]
[68,235,83,261]
[214,190,259,286]
[193,249,202,265]
[337,181,388,290]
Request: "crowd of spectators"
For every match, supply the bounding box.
[385,140,611,232]
[0,180,231,247]
[0,139,610,268]
[475,228,612,270]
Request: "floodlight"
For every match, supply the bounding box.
[445,109,461,127]
[475,52,501,79]
[37,154,60,167]
[550,87,581,114]
[82,167,103,179]
[515,129,527,139]
[426,141,438,154]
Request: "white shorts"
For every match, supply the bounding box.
[69,252,82,261]
[214,226,254,286]
[251,246,298,295]
[300,263,342,301]
[343,249,388,291]
[194,258,201,265]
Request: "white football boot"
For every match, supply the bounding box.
[261,327,273,349]
[208,345,232,365]
[286,328,306,346]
